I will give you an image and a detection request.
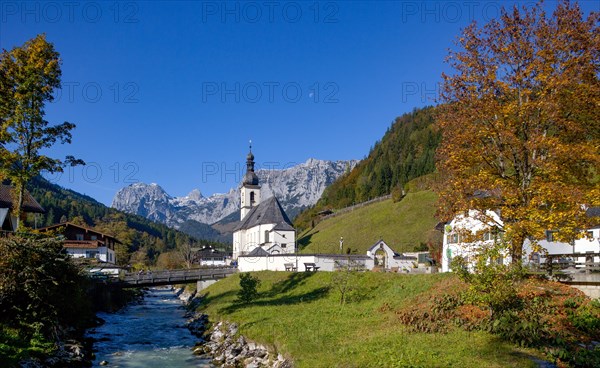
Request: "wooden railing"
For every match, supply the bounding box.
[102,267,237,288]
[540,252,600,276]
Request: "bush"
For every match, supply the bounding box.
[0,234,94,363]
[237,273,261,304]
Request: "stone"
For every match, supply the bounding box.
[100,360,109,366]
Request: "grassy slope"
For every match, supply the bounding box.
[198,272,538,368]
[298,190,438,254]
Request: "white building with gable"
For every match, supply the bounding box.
[232,147,296,259]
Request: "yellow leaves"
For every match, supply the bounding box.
[437,0,600,257]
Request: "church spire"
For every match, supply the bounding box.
[243,141,258,186]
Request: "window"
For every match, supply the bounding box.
[264,230,270,243]
[546,230,555,242]
[281,243,287,248]
[91,235,97,240]
[76,233,84,241]
[85,251,99,259]
[483,232,492,241]
[109,253,112,262]
[447,234,459,244]
[250,191,255,204]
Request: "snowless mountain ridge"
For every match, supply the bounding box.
[111,158,357,228]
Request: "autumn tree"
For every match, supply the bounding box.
[436,1,600,262]
[0,34,83,228]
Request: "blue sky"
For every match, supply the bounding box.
[2,1,598,205]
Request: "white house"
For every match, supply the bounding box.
[441,210,508,272]
[195,246,229,266]
[38,222,119,264]
[441,208,600,272]
[232,147,296,259]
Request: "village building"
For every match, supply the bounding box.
[0,184,45,233]
[232,147,296,259]
[38,222,119,264]
[441,208,600,273]
[367,240,434,273]
[194,245,229,266]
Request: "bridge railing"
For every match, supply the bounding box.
[539,253,600,276]
[102,266,237,287]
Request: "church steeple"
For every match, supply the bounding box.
[243,141,258,185]
[240,141,261,220]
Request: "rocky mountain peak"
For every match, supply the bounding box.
[111,159,358,230]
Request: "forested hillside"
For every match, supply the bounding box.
[25,177,228,267]
[295,106,440,231]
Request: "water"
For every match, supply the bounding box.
[87,288,212,368]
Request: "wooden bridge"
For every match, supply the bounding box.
[536,253,600,298]
[98,267,237,288]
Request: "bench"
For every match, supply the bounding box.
[304,262,320,272]
[284,263,297,272]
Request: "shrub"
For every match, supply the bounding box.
[237,273,261,304]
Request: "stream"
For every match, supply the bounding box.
[87,288,212,368]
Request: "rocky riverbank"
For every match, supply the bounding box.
[185,312,292,368]
[179,287,293,368]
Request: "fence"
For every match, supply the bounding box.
[320,194,392,221]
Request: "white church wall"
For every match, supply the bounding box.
[238,254,375,272]
[271,229,295,252]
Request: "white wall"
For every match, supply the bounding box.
[238,254,375,272]
[200,258,228,266]
[65,246,115,264]
[233,223,296,259]
[442,210,508,272]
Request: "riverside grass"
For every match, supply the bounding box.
[196,271,542,368]
[298,190,439,255]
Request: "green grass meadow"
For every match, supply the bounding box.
[298,191,439,255]
[197,271,541,368]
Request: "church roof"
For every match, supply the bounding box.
[246,247,270,256]
[234,196,294,231]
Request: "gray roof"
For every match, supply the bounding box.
[234,196,294,231]
[246,247,269,256]
[587,207,600,218]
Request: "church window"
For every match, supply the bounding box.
[250,192,255,204]
[265,230,270,243]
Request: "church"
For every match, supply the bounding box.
[232,147,296,259]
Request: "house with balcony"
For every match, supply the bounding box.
[0,184,45,234]
[38,222,119,264]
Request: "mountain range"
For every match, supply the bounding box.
[111,159,357,242]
